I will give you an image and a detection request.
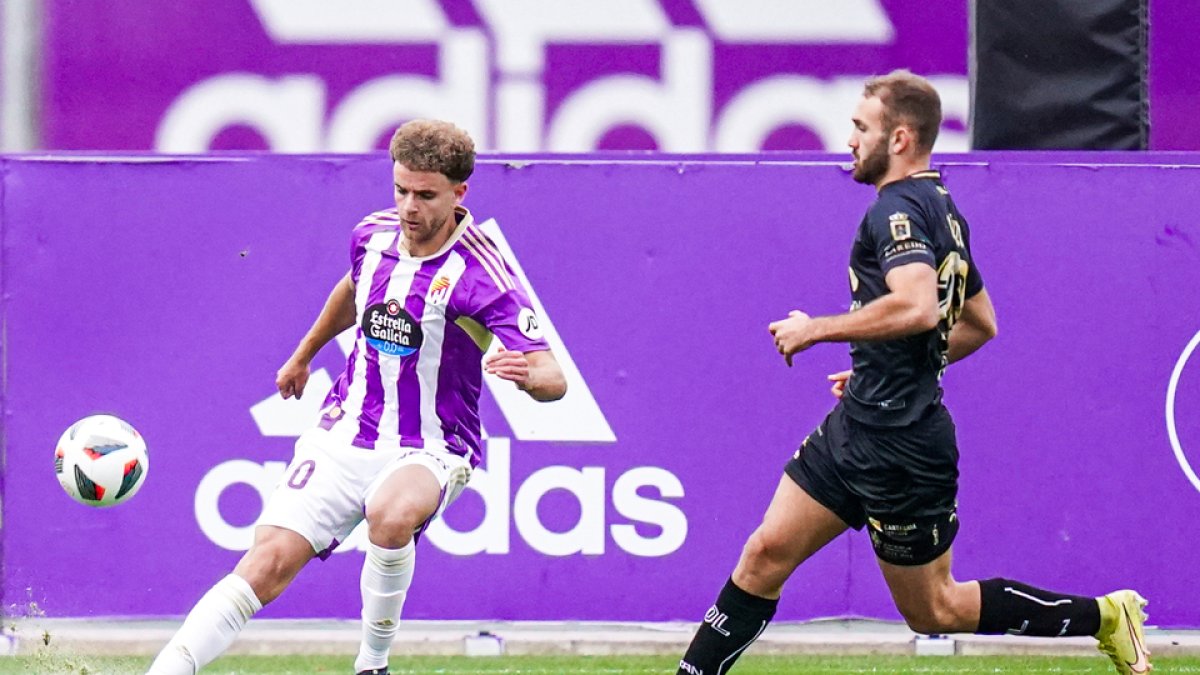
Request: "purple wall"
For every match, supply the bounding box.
[2,154,1198,625]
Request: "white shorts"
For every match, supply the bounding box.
[257,427,472,558]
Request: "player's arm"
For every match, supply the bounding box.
[946,287,996,364]
[484,347,567,401]
[770,262,938,365]
[276,272,358,399]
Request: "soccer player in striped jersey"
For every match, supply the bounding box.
[147,120,566,675]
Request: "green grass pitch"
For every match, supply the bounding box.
[3,653,1198,674]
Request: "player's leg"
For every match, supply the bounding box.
[878,545,1115,636]
[678,476,847,675]
[861,405,1102,636]
[733,476,849,599]
[863,405,1150,674]
[148,428,366,675]
[875,545,978,633]
[146,526,314,674]
[679,409,857,675]
[877,545,1149,672]
[354,451,471,675]
[880,558,1150,674]
[233,526,318,603]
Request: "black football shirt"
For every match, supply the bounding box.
[841,170,985,427]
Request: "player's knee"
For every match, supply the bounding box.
[742,527,793,567]
[734,556,785,598]
[735,529,795,592]
[366,500,430,548]
[898,597,967,634]
[235,546,297,605]
[901,609,945,635]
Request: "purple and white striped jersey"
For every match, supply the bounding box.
[318,206,548,467]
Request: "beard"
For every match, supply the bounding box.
[852,141,891,185]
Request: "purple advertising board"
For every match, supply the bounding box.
[2,154,1199,626]
[1149,2,1200,150]
[37,1,1200,152]
[42,0,971,153]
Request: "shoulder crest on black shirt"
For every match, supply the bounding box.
[888,212,912,241]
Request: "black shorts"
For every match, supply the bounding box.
[784,403,960,566]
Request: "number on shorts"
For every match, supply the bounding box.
[286,459,316,489]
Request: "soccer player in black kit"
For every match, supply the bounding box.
[676,71,1151,675]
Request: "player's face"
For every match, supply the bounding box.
[393,162,467,255]
[848,95,891,186]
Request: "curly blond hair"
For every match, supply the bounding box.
[388,120,476,182]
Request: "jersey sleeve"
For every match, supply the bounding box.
[458,260,550,354]
[864,194,937,275]
[962,225,985,299]
[348,210,397,283]
[349,224,368,281]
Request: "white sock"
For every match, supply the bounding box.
[146,574,262,674]
[354,541,416,673]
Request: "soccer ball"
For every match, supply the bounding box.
[54,414,149,507]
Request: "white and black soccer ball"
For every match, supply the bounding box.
[54,414,149,507]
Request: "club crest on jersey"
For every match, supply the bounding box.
[363,299,424,356]
[426,275,452,306]
[889,212,912,240]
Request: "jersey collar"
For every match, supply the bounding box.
[399,206,474,260]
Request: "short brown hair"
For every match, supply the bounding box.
[388,120,476,183]
[863,70,942,154]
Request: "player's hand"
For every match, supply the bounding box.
[484,347,530,390]
[276,358,311,399]
[828,369,852,398]
[769,310,818,367]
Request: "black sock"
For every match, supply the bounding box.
[678,578,778,675]
[977,578,1100,637]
